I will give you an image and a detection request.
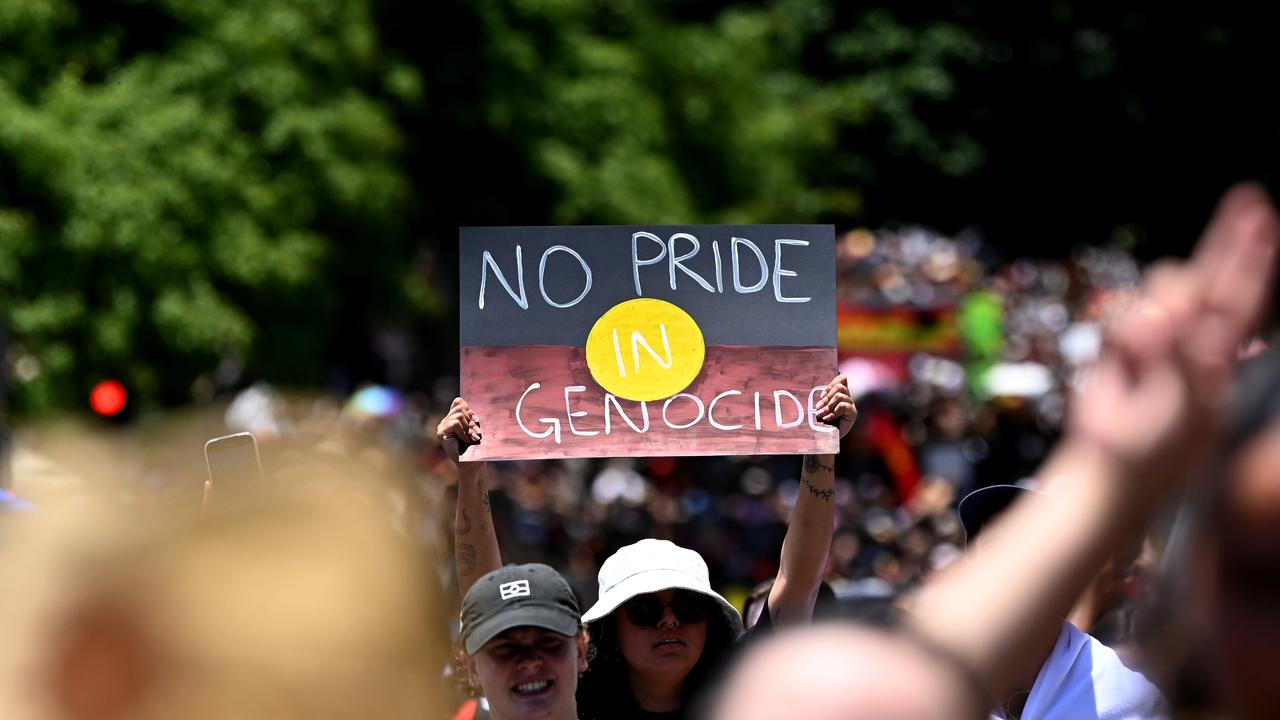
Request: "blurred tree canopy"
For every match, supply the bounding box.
[0,0,426,411]
[2,0,1277,413]
[404,0,989,226]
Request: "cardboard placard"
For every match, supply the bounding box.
[459,225,837,460]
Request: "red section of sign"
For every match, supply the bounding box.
[461,345,839,460]
[90,379,128,417]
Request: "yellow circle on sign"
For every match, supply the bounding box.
[586,298,706,402]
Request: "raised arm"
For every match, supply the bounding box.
[768,375,857,623]
[907,184,1280,712]
[437,398,503,598]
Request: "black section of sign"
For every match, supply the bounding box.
[459,225,835,347]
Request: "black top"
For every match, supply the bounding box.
[589,600,774,720]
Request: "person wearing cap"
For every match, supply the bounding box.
[957,485,1165,719]
[438,374,858,719]
[458,564,588,720]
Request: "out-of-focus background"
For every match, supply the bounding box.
[2,0,1278,654]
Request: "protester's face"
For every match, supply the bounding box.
[615,589,708,682]
[468,627,586,720]
[1198,429,1280,720]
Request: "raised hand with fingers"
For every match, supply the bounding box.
[435,396,501,596]
[816,374,858,438]
[435,397,482,464]
[767,373,854,624]
[1070,183,1280,496]
[906,184,1280,713]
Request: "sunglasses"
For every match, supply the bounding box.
[622,591,710,626]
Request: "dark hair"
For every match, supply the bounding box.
[1141,350,1280,714]
[1203,349,1280,527]
[577,598,737,720]
[743,579,841,626]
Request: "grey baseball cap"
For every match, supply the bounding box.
[460,563,582,655]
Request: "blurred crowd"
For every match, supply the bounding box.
[1,217,1273,720]
[0,226,1151,617]
[419,226,1149,613]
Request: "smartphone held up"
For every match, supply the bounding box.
[203,432,263,506]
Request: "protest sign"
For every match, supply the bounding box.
[459,226,837,460]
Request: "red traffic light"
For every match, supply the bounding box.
[90,380,128,417]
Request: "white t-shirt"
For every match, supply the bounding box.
[993,622,1167,720]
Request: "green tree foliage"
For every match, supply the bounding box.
[406,0,1278,253]
[0,0,425,411]
[411,0,982,226]
[4,0,1276,412]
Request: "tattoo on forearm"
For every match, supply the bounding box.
[803,454,833,474]
[801,456,835,501]
[481,490,491,513]
[458,543,477,575]
[803,477,835,501]
[458,507,472,536]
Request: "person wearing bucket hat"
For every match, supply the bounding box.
[458,564,588,720]
[574,538,742,720]
[438,374,858,719]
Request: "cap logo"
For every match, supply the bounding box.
[500,580,531,600]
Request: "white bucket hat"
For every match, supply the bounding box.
[581,539,743,636]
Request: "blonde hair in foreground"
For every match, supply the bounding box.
[0,429,449,720]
